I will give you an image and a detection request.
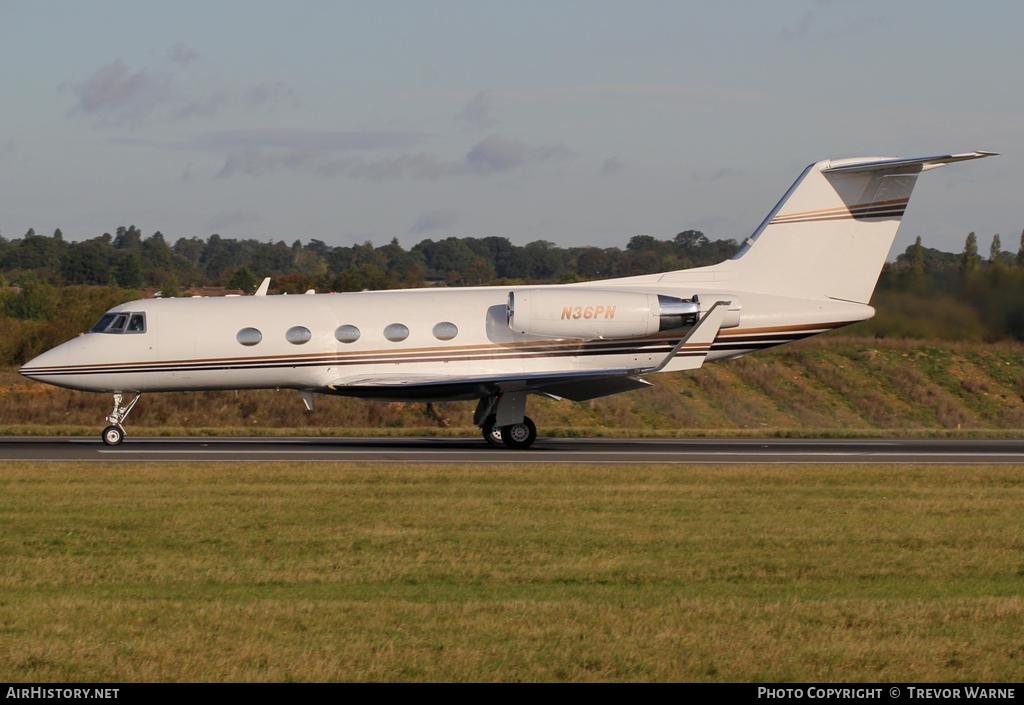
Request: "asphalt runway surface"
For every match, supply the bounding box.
[1,436,1024,464]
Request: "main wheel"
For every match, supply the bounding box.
[481,416,503,448]
[102,425,124,446]
[501,416,537,449]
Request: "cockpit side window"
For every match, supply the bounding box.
[127,313,146,333]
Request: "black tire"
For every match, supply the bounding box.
[102,425,124,446]
[501,416,537,449]
[481,416,503,447]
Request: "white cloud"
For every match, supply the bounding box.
[243,81,301,110]
[208,210,262,231]
[168,43,200,65]
[63,59,172,125]
[465,135,571,175]
[601,156,624,176]
[195,128,425,153]
[410,209,458,234]
[64,55,302,126]
[456,91,497,130]
[209,133,571,181]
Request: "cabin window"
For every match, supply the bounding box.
[335,324,360,343]
[383,323,409,342]
[237,327,262,346]
[286,326,312,345]
[432,321,458,341]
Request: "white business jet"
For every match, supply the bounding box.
[20,151,995,448]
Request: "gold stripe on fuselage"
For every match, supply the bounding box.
[20,321,851,374]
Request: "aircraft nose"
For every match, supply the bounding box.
[18,338,91,389]
[19,344,69,380]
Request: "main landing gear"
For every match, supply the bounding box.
[101,392,141,446]
[475,393,539,449]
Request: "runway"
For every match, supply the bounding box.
[1,436,1023,464]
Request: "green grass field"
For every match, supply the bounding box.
[2,462,1023,682]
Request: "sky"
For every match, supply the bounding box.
[0,0,1021,258]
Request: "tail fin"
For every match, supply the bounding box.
[719,151,995,303]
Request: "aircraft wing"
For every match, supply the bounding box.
[324,368,652,401]
[322,300,732,401]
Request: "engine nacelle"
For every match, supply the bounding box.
[507,288,705,339]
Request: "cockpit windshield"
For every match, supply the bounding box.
[91,312,147,334]
[90,314,116,332]
[108,314,129,333]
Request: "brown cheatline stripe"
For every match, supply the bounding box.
[770,197,909,220]
[771,205,906,221]
[19,334,711,372]
[28,345,717,376]
[20,321,852,373]
[14,338,803,374]
[769,210,906,225]
[22,339,697,372]
[21,337,594,372]
[773,201,908,219]
[35,330,843,377]
[770,205,907,224]
[771,208,906,223]
[716,321,847,337]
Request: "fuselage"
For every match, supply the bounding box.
[19,278,873,399]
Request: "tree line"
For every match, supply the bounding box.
[862,230,1024,342]
[0,225,1021,366]
[0,226,738,295]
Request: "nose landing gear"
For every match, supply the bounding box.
[101,393,141,446]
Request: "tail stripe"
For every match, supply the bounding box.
[770,198,909,225]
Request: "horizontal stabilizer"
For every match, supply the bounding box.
[822,151,996,174]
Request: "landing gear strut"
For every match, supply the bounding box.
[475,394,538,449]
[101,393,141,446]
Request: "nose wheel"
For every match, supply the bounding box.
[101,393,140,446]
[102,425,125,446]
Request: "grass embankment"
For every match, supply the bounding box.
[1,463,1023,682]
[3,336,1024,437]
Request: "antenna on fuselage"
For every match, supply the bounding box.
[254,277,271,296]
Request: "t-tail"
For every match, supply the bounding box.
[711,151,996,304]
